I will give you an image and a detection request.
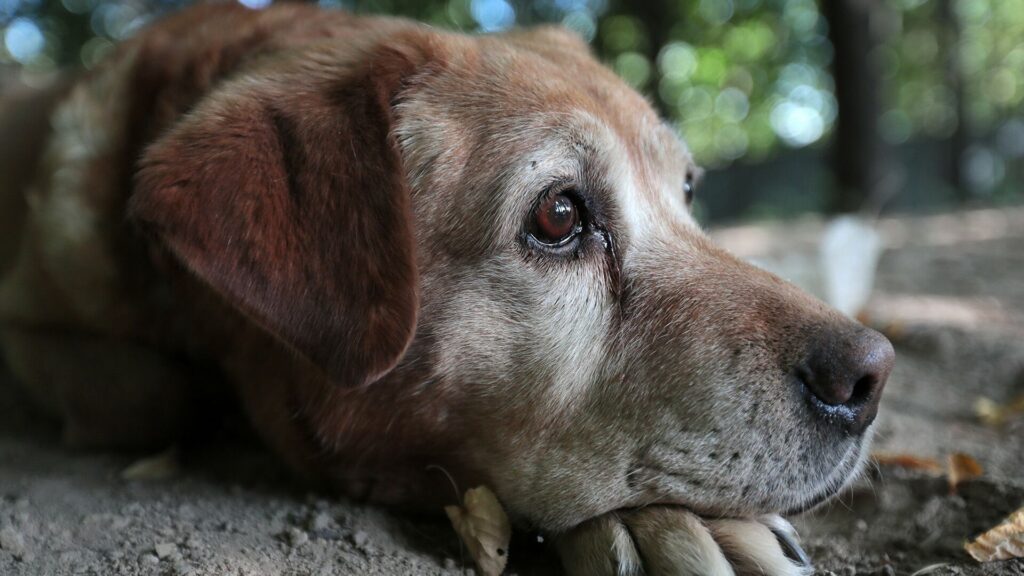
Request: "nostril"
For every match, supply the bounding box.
[796,361,853,406]
[849,374,876,406]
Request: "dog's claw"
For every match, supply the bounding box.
[558,509,812,576]
[764,515,812,569]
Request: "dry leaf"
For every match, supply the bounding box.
[445,486,511,576]
[873,320,907,341]
[121,447,179,481]
[871,452,944,474]
[947,453,983,494]
[975,395,1024,427]
[965,507,1024,562]
[909,563,950,576]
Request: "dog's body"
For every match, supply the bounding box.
[0,5,893,574]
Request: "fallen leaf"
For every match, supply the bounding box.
[121,447,179,481]
[975,395,1024,427]
[445,486,511,576]
[909,563,950,576]
[965,507,1024,562]
[866,318,908,342]
[947,452,983,494]
[871,452,944,474]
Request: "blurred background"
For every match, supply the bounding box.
[1,0,1023,224]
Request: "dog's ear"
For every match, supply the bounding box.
[130,39,437,387]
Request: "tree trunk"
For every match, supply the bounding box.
[822,0,886,213]
[939,0,968,199]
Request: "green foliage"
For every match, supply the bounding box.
[1,0,1021,194]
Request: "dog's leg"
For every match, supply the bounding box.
[556,508,811,576]
[555,512,646,576]
[0,326,196,449]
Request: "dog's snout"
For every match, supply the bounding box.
[797,327,895,435]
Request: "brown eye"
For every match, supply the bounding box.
[531,192,580,246]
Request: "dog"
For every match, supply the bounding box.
[0,4,894,574]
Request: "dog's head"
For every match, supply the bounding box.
[130,18,893,530]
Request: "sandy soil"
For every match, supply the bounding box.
[1,207,1023,576]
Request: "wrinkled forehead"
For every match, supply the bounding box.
[483,109,697,237]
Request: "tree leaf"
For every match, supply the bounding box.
[871,452,944,474]
[975,395,1024,427]
[947,453,983,494]
[445,486,511,576]
[965,507,1024,562]
[120,446,179,481]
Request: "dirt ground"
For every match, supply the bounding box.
[1,207,1022,576]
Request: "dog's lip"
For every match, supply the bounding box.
[780,483,840,516]
[781,435,868,516]
[631,423,870,518]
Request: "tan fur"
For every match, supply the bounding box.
[0,5,893,573]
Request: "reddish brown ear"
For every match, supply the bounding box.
[130,45,428,387]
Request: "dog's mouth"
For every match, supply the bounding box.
[630,422,871,520]
[781,480,847,516]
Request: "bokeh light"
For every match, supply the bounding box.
[4,17,43,63]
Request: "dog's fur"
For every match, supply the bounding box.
[0,4,892,573]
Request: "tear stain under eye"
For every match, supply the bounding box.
[596,225,622,300]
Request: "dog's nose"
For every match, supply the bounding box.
[797,328,895,435]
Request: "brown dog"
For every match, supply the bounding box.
[0,4,894,574]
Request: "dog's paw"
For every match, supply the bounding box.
[555,508,811,576]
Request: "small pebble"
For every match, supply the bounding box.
[139,553,160,566]
[0,525,27,560]
[289,527,309,547]
[172,559,192,575]
[443,557,458,570]
[352,530,370,548]
[154,542,177,559]
[308,512,332,532]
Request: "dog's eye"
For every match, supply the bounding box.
[531,192,581,246]
[684,174,696,205]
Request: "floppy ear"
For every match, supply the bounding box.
[130,42,431,387]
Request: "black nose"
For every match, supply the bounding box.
[797,328,895,435]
